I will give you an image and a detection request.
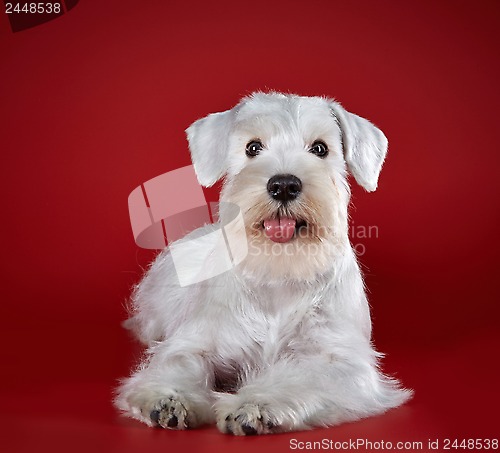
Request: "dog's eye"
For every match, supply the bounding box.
[246,140,263,157]
[309,141,329,158]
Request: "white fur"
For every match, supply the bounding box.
[115,92,411,435]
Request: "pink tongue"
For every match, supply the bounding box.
[263,217,296,243]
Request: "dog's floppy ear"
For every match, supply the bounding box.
[330,102,388,192]
[186,109,234,187]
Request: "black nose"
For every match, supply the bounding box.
[267,174,302,202]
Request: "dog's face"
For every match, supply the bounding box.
[186,92,388,283]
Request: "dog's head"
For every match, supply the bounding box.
[186,92,387,283]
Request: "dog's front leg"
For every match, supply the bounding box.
[215,352,410,435]
[115,344,216,429]
[214,358,329,435]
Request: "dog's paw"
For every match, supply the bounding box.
[117,386,195,429]
[149,396,190,430]
[217,403,278,436]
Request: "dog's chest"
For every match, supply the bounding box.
[213,283,325,365]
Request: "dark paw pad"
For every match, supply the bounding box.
[167,414,178,428]
[241,423,257,435]
[150,410,160,425]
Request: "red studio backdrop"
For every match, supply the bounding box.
[1,1,499,452]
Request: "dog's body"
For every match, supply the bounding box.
[115,92,411,435]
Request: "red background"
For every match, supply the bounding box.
[1,0,499,451]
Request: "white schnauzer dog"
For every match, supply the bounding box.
[115,92,411,435]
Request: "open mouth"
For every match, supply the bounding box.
[261,216,307,243]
